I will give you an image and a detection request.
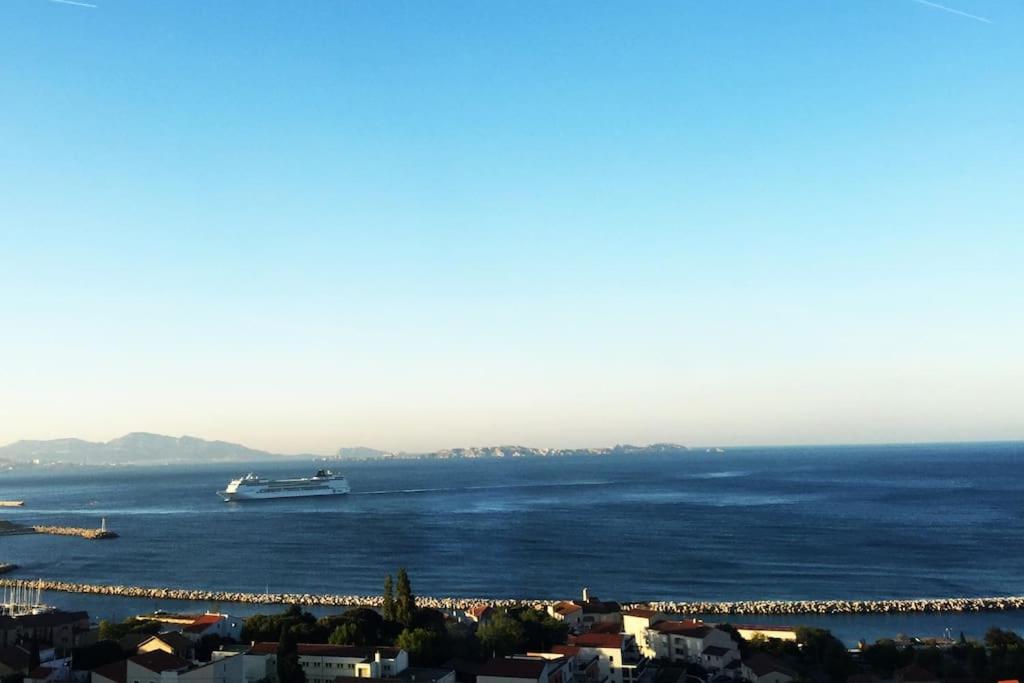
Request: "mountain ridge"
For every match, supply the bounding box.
[0,433,688,466]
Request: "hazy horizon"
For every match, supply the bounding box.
[2,1,1021,454]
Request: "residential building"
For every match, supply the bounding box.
[620,611,663,660]
[546,646,600,683]
[0,610,90,654]
[572,592,620,631]
[138,632,195,660]
[466,606,495,627]
[248,643,408,683]
[569,633,649,683]
[27,662,68,683]
[476,655,570,683]
[92,650,243,683]
[646,621,737,666]
[731,626,798,643]
[140,614,242,642]
[546,604,582,630]
[740,654,796,683]
[0,645,31,678]
[398,666,457,683]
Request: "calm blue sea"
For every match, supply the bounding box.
[2,442,1023,644]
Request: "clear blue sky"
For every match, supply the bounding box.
[1,0,1021,453]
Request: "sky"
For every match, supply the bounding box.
[1,1,1021,454]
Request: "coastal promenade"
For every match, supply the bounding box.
[2,578,1023,615]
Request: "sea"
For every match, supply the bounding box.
[2,441,1023,645]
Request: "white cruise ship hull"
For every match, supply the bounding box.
[218,486,349,501]
[218,471,350,502]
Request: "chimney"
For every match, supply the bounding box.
[582,587,589,602]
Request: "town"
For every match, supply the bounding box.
[2,574,1022,683]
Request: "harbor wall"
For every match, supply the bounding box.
[2,578,1023,615]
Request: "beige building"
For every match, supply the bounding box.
[732,626,798,643]
[646,621,738,667]
[138,632,196,660]
[619,611,663,659]
[568,633,649,683]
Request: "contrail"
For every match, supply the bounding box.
[910,0,992,24]
[46,0,98,7]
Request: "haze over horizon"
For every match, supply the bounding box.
[2,1,1021,454]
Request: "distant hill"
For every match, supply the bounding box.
[334,446,393,459]
[0,432,283,465]
[397,442,689,460]
[0,433,688,466]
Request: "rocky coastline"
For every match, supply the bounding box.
[2,578,1022,615]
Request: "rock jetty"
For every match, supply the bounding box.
[1,578,1022,615]
[29,526,118,540]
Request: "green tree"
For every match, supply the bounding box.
[861,639,908,677]
[243,606,318,643]
[513,608,568,651]
[97,617,162,642]
[329,623,360,646]
[397,628,444,666]
[795,627,854,682]
[277,627,306,683]
[445,622,480,661]
[396,568,416,626]
[985,628,1024,651]
[477,611,526,658]
[383,575,396,623]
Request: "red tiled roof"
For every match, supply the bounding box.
[469,605,493,619]
[142,632,193,653]
[550,645,581,656]
[92,660,128,683]
[571,633,624,649]
[732,624,798,632]
[574,599,619,615]
[623,609,658,618]
[130,651,190,673]
[478,658,559,680]
[552,602,582,616]
[650,620,710,637]
[744,654,797,678]
[183,614,223,633]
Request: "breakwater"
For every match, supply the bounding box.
[2,578,1022,615]
[29,526,118,540]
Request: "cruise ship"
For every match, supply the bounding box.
[217,470,350,501]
